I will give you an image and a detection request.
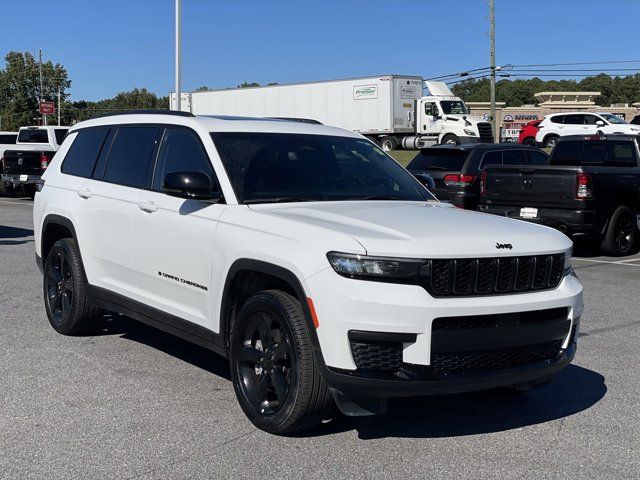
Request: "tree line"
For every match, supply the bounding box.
[451,74,640,108]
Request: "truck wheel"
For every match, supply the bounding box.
[25,185,36,200]
[43,238,103,335]
[543,136,559,149]
[0,181,13,197]
[601,206,637,256]
[229,290,333,435]
[522,137,537,147]
[441,134,460,145]
[380,136,397,152]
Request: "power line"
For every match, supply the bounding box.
[512,59,640,67]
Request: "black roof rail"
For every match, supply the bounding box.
[90,109,195,119]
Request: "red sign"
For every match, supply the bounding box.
[39,101,55,115]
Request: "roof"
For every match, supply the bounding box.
[422,142,540,152]
[558,134,639,142]
[68,113,360,138]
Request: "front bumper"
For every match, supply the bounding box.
[2,174,41,185]
[305,267,583,398]
[478,204,605,236]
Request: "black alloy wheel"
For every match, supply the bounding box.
[45,249,74,326]
[614,211,635,254]
[235,311,295,416]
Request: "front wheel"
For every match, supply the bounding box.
[441,133,460,145]
[601,206,637,256]
[229,290,333,435]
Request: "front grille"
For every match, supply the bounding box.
[477,122,494,143]
[426,254,565,297]
[432,307,569,331]
[431,340,563,374]
[350,340,402,372]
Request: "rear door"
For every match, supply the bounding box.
[132,126,226,328]
[407,148,469,200]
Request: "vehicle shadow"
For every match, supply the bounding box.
[95,314,606,439]
[0,225,33,239]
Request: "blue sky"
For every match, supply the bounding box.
[3,0,640,101]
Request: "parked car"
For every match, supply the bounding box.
[535,112,640,149]
[0,131,19,196]
[34,112,582,434]
[406,143,549,209]
[480,134,640,256]
[1,126,69,198]
[518,120,541,146]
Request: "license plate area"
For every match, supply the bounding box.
[520,207,538,219]
[19,174,28,182]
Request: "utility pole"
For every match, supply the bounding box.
[39,49,47,126]
[57,86,61,126]
[489,0,496,142]
[175,0,182,111]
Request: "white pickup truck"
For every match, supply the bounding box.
[1,126,69,197]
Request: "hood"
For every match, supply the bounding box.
[444,114,487,125]
[250,201,572,258]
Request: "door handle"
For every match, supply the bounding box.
[77,189,92,199]
[138,201,158,213]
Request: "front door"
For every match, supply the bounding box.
[132,126,226,329]
[421,102,442,134]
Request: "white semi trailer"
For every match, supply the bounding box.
[171,75,494,150]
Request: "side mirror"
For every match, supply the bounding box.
[595,120,605,127]
[413,173,436,191]
[163,171,222,201]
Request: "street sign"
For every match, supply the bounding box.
[39,101,55,115]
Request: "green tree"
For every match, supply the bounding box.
[0,51,71,130]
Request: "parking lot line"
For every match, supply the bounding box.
[573,257,640,267]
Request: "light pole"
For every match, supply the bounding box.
[39,49,47,126]
[489,0,496,142]
[175,0,182,111]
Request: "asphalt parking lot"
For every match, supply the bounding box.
[1,197,639,479]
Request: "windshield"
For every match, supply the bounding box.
[440,101,469,115]
[210,133,434,204]
[600,114,627,125]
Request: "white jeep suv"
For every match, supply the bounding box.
[33,112,583,434]
[536,111,640,148]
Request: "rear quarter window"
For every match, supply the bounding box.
[0,134,17,144]
[61,128,110,178]
[54,129,69,145]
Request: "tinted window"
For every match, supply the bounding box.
[61,128,110,178]
[54,129,68,145]
[407,149,468,171]
[17,129,49,143]
[502,149,528,165]
[584,115,602,125]
[527,150,549,165]
[563,114,585,125]
[0,134,17,144]
[550,116,565,124]
[550,141,583,165]
[582,141,637,167]
[608,143,637,166]
[153,128,216,191]
[103,126,159,188]
[211,133,433,203]
[479,151,502,169]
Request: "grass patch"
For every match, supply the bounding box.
[388,150,416,167]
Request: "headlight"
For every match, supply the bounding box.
[564,247,573,274]
[464,128,476,136]
[326,252,424,281]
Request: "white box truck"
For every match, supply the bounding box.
[170,75,494,150]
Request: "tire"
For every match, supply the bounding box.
[601,206,637,256]
[229,290,333,435]
[441,133,460,145]
[522,137,537,147]
[43,238,103,335]
[379,136,397,152]
[0,181,13,197]
[26,185,36,200]
[543,135,559,149]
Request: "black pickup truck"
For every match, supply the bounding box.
[479,135,640,256]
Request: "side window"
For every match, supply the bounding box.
[563,114,585,125]
[152,128,217,191]
[584,115,602,126]
[606,142,638,167]
[502,149,528,165]
[424,103,438,117]
[61,128,110,178]
[550,115,565,124]
[103,126,159,188]
[54,129,69,145]
[582,142,607,165]
[479,151,502,169]
[526,150,549,166]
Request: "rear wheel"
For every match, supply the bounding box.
[229,290,333,435]
[543,135,559,149]
[43,238,103,335]
[0,181,13,197]
[522,137,537,147]
[379,136,398,152]
[601,206,637,256]
[441,133,459,145]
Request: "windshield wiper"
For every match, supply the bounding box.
[245,197,311,205]
[351,195,402,201]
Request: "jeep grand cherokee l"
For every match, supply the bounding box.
[33,112,583,434]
